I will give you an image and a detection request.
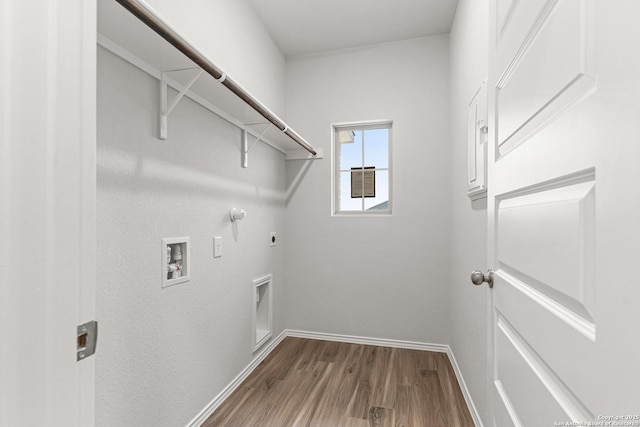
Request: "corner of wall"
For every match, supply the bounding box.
[448,0,490,424]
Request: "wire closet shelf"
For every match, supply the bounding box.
[108,0,318,157]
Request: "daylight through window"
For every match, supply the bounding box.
[333,122,392,214]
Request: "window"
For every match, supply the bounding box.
[333,121,392,215]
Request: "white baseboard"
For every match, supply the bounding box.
[285,329,449,353]
[187,329,483,427]
[445,347,485,427]
[185,330,287,427]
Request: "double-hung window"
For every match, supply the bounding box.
[333,121,392,215]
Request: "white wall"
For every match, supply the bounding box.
[96,1,491,423]
[449,0,489,424]
[283,36,451,344]
[142,0,286,115]
[96,2,290,424]
[96,41,286,427]
[1,1,96,425]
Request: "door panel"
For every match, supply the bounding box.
[493,380,520,427]
[488,0,640,424]
[494,273,596,402]
[495,0,565,68]
[495,0,517,41]
[497,181,595,320]
[495,314,584,423]
[497,0,595,155]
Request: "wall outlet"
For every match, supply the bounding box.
[269,232,277,247]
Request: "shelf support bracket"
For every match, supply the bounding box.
[160,69,204,140]
[241,123,270,168]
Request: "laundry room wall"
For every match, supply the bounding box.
[95,1,289,425]
[141,0,286,115]
[283,35,451,344]
[449,0,490,423]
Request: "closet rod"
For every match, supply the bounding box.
[114,0,317,156]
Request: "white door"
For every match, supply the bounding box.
[487,0,640,425]
[0,1,96,425]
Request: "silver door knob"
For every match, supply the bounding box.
[471,269,494,288]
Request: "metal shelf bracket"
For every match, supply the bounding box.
[241,123,270,168]
[160,68,204,139]
[113,0,318,156]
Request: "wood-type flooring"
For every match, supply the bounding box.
[203,337,474,427]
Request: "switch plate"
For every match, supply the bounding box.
[269,232,277,247]
[213,236,222,258]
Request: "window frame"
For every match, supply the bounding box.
[331,120,393,216]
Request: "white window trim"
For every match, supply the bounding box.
[331,120,393,216]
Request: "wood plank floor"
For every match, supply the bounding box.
[203,337,474,427]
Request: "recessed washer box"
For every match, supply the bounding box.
[162,237,190,288]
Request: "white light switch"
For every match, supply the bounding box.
[213,236,222,258]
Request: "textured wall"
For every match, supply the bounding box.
[283,36,451,344]
[96,1,492,423]
[142,0,286,115]
[96,46,287,426]
[448,0,490,423]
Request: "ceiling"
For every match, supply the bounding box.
[248,0,460,57]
